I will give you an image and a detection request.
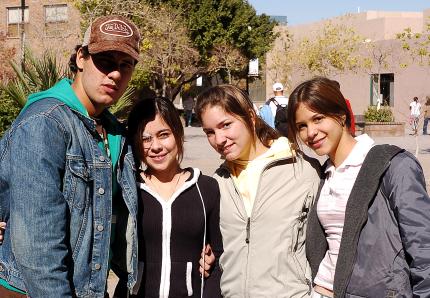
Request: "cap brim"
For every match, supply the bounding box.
[88,42,140,62]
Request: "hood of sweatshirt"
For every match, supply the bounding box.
[23,78,88,116]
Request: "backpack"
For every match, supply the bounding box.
[269,98,288,137]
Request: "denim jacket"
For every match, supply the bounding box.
[0,98,138,297]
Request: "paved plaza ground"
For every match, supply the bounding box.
[107,125,430,296]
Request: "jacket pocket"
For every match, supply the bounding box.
[186,261,193,296]
[291,193,313,287]
[64,157,93,210]
[169,261,198,297]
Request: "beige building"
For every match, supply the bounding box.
[265,8,430,123]
[0,0,81,65]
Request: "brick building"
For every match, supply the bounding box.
[0,0,81,65]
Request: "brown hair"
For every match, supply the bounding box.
[195,85,280,148]
[127,97,184,166]
[68,45,90,73]
[287,77,351,148]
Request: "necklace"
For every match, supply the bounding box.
[144,170,183,200]
[93,118,110,158]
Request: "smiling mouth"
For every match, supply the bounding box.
[150,154,166,161]
[221,144,233,154]
[309,137,325,149]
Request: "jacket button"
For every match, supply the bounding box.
[99,156,105,162]
[94,263,101,270]
[98,188,105,195]
[97,225,104,232]
[0,264,4,272]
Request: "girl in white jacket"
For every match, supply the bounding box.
[195,85,320,297]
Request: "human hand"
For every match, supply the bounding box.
[199,244,215,278]
[0,222,6,244]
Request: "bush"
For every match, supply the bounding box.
[364,105,394,122]
[0,90,21,137]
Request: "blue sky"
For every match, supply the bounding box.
[248,0,430,25]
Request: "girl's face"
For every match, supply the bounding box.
[141,114,179,173]
[294,103,345,160]
[200,105,254,161]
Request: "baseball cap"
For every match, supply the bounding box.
[273,82,284,92]
[82,15,141,61]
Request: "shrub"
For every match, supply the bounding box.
[0,90,20,137]
[364,105,394,122]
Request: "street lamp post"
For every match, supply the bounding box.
[20,0,26,70]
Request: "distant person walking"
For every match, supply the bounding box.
[182,95,195,127]
[410,96,421,135]
[423,96,430,135]
[259,82,289,136]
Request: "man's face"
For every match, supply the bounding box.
[76,49,135,116]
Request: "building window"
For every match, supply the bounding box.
[7,7,29,38]
[370,73,394,107]
[44,4,68,23]
[44,4,69,37]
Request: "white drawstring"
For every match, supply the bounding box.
[196,183,206,298]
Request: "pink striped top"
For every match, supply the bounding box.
[314,134,374,291]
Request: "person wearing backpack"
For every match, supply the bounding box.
[259,82,289,136]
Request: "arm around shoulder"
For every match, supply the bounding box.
[200,176,223,297]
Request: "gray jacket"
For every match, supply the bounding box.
[307,145,430,297]
[215,152,320,298]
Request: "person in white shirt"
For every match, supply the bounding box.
[409,96,421,135]
[259,82,289,131]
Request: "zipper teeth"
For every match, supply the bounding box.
[245,217,250,243]
[245,217,250,296]
[160,206,171,298]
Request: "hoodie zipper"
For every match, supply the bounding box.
[221,156,296,296]
[245,217,251,244]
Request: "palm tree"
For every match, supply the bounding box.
[2,48,71,107]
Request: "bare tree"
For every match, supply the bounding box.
[0,32,17,83]
[209,43,247,84]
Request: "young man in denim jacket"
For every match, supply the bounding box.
[0,15,141,297]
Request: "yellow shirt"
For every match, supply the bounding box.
[226,137,294,216]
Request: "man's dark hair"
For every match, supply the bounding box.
[68,45,90,73]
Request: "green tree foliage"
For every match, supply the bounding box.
[292,21,363,77]
[396,17,430,67]
[184,0,276,59]
[0,90,21,137]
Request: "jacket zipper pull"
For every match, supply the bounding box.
[245,217,250,244]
